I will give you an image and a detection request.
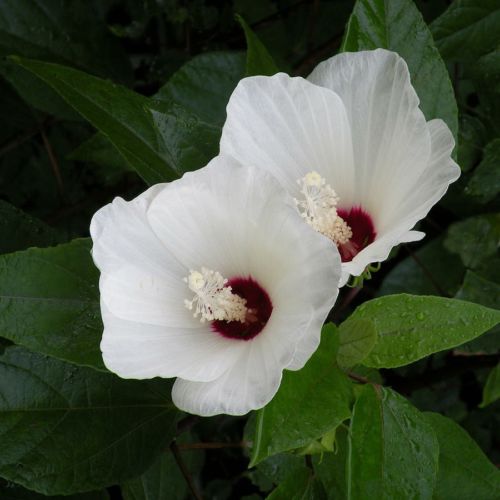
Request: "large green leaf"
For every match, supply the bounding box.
[0,239,103,369]
[155,51,245,126]
[0,347,180,495]
[149,51,246,175]
[49,52,246,179]
[11,57,173,185]
[249,326,353,466]
[0,61,80,121]
[431,0,500,62]
[0,200,61,254]
[150,104,220,177]
[424,412,500,499]
[341,0,458,140]
[336,319,377,369]
[236,15,279,77]
[348,385,439,499]
[345,294,500,368]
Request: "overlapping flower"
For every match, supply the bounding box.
[220,49,460,285]
[91,157,341,416]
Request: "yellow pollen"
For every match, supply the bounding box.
[184,267,247,323]
[295,171,353,246]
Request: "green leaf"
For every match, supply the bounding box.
[267,467,326,500]
[155,51,245,126]
[348,385,439,500]
[0,200,61,254]
[348,294,500,368]
[62,52,246,180]
[445,214,500,269]
[424,412,500,499]
[378,237,464,297]
[480,363,500,408]
[0,480,108,500]
[236,15,279,76]
[431,0,500,62]
[341,0,458,140]
[249,326,353,466]
[0,239,104,370]
[465,138,500,203]
[337,319,376,369]
[11,56,174,185]
[0,346,180,496]
[0,61,81,121]
[0,0,131,83]
[150,104,221,176]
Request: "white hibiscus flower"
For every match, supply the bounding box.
[90,157,341,416]
[220,49,460,286]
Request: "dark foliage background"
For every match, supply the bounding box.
[0,1,499,499]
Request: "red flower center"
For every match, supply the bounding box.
[336,206,376,262]
[212,276,273,341]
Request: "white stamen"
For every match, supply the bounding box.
[295,171,352,246]
[184,267,247,323]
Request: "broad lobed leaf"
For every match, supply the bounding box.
[431,0,500,62]
[344,294,500,368]
[0,239,103,369]
[424,412,500,499]
[347,385,439,500]
[0,347,180,496]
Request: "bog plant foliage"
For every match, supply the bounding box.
[0,0,499,498]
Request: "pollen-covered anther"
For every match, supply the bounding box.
[295,171,353,246]
[184,267,247,323]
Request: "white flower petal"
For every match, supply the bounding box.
[308,49,432,224]
[90,184,184,279]
[171,335,285,416]
[380,118,460,232]
[146,157,262,274]
[341,118,459,282]
[100,266,191,328]
[220,73,356,204]
[100,302,245,382]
